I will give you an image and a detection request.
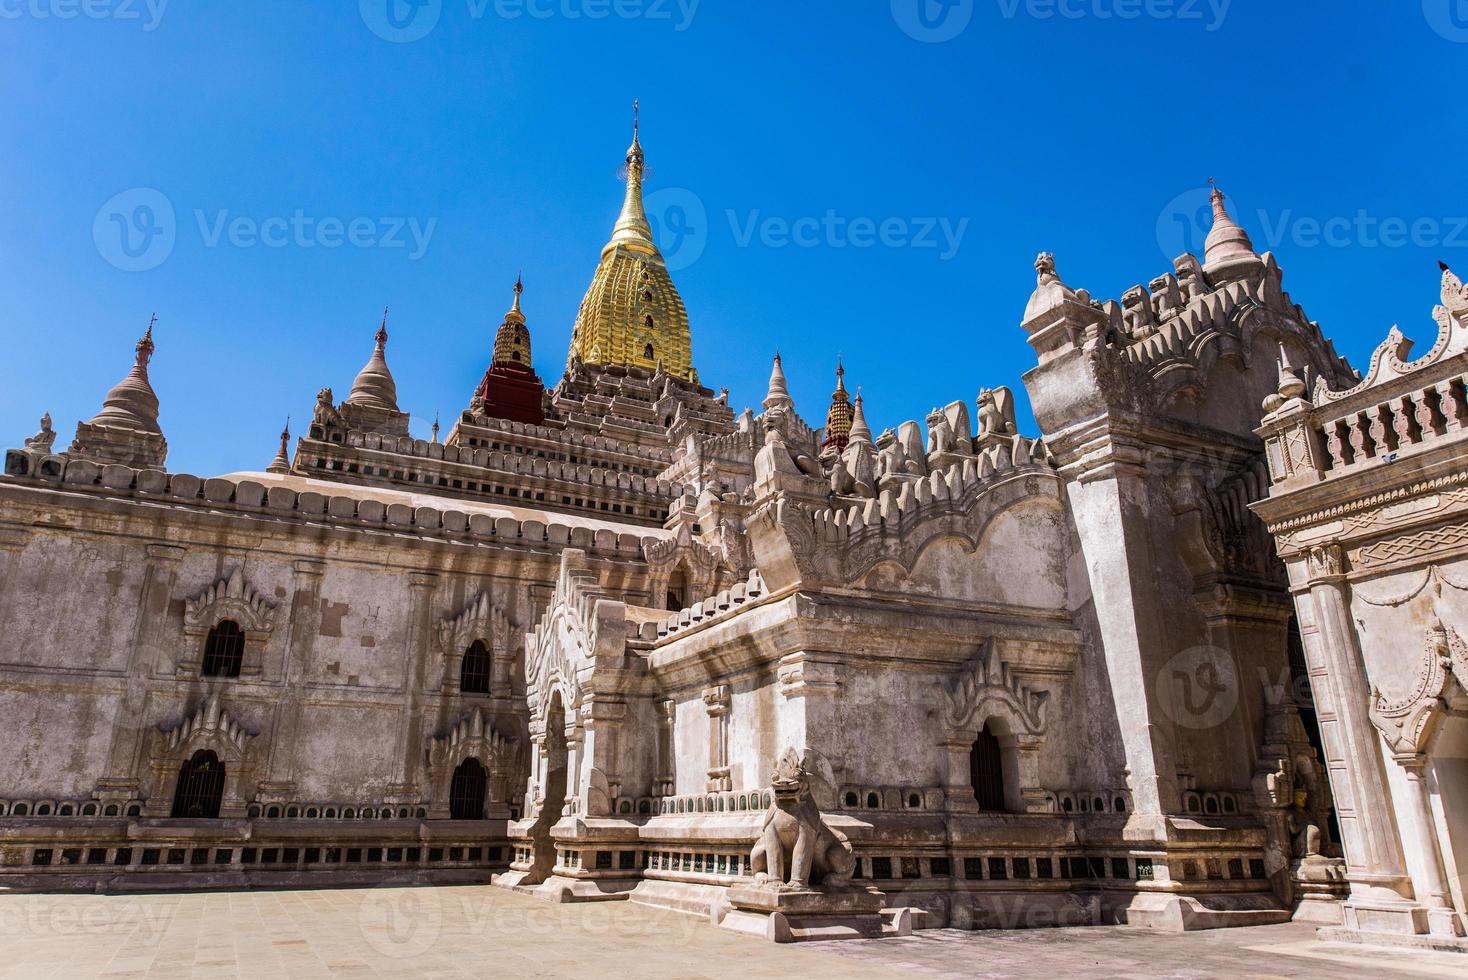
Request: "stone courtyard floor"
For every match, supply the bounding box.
[0,885,1463,979]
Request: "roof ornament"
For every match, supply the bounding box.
[431,411,441,444]
[267,417,291,474]
[346,307,402,412]
[763,351,793,412]
[1203,178,1258,272]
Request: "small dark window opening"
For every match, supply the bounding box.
[449,758,488,820]
[970,722,1006,811]
[460,640,491,694]
[644,342,655,360]
[202,620,244,678]
[171,749,224,818]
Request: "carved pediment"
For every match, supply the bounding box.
[437,591,513,653]
[183,567,276,635]
[426,707,514,772]
[943,643,1050,737]
[155,695,257,761]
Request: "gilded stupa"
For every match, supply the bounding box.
[565,102,695,382]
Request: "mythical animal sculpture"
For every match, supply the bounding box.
[750,748,855,891]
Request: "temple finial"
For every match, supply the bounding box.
[268,416,292,474]
[376,306,389,347]
[633,98,640,145]
[1203,179,1258,272]
[512,274,524,314]
[431,411,441,444]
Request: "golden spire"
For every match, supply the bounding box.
[605,99,656,258]
[566,103,694,381]
[493,276,532,366]
[822,357,854,453]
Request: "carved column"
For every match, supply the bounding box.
[578,695,626,813]
[940,735,978,814]
[389,571,439,800]
[1299,548,1414,913]
[655,698,676,797]
[1391,754,1462,936]
[260,558,324,796]
[96,542,185,801]
[704,685,732,792]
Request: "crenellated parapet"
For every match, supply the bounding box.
[748,436,1060,592]
[1022,195,1357,442]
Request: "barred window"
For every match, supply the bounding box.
[202,620,244,678]
[460,641,491,694]
[449,759,487,820]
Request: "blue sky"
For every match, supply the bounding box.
[3,1,1465,475]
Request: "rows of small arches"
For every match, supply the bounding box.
[1182,791,1242,816]
[24,841,505,870]
[641,791,774,816]
[245,803,429,820]
[1049,791,1131,815]
[840,787,944,811]
[0,800,142,818]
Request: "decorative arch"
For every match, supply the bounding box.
[426,708,517,820]
[645,524,721,611]
[181,567,276,678]
[143,695,259,818]
[940,642,1053,814]
[436,591,516,694]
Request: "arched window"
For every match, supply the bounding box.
[970,722,1006,812]
[644,342,655,360]
[449,758,487,820]
[665,567,688,611]
[201,620,244,678]
[460,640,491,695]
[171,749,224,818]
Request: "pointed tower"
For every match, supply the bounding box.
[68,316,169,469]
[763,352,794,413]
[468,277,547,425]
[1203,181,1261,281]
[820,359,854,456]
[339,309,410,436]
[565,103,695,381]
[266,419,292,474]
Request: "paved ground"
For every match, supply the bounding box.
[0,885,1462,979]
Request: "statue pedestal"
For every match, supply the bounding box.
[719,884,906,943]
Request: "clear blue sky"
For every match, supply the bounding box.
[3,2,1464,475]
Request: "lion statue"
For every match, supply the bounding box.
[749,748,855,891]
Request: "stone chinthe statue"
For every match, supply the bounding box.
[750,748,854,891]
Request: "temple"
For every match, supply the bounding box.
[1,116,1464,951]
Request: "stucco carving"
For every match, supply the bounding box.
[183,566,276,636]
[942,643,1049,737]
[750,748,854,891]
